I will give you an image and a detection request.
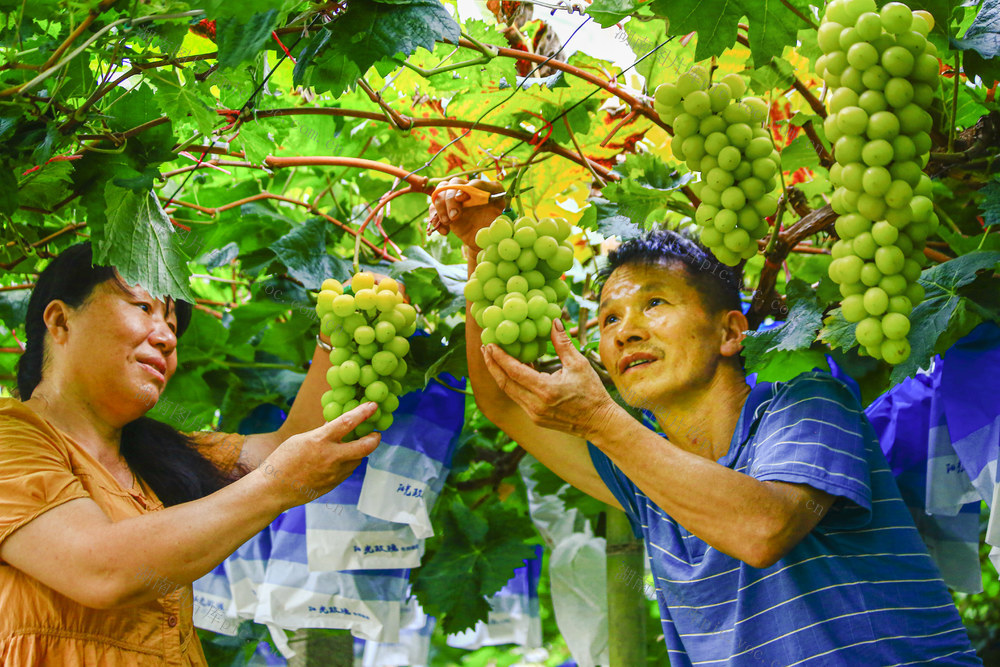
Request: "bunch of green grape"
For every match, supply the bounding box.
[315,272,417,438]
[464,214,574,363]
[654,66,781,266]
[817,0,941,364]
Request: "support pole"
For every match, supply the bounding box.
[605,506,647,666]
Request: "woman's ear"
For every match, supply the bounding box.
[40,300,72,344]
[719,308,748,359]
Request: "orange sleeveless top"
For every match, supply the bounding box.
[0,398,246,666]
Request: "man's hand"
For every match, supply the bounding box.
[429,177,506,250]
[481,318,623,441]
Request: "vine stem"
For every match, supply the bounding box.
[62,51,218,133]
[738,34,826,118]
[778,0,819,29]
[600,110,639,148]
[356,78,411,130]
[160,156,432,192]
[456,37,671,134]
[36,0,118,71]
[563,116,606,186]
[352,187,415,272]
[156,191,396,261]
[1,10,206,98]
[0,222,85,271]
[78,107,615,180]
[949,53,960,152]
[193,303,223,319]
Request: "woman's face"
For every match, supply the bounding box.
[55,278,179,419]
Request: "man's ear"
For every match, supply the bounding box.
[719,308,748,358]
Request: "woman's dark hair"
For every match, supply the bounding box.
[597,229,744,314]
[16,242,232,507]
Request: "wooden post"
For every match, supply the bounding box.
[605,506,647,666]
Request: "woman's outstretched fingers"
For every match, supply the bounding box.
[323,401,378,443]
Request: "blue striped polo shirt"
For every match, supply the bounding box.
[589,371,980,666]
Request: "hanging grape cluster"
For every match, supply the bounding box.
[654,66,781,266]
[817,0,941,364]
[315,273,416,437]
[465,214,574,363]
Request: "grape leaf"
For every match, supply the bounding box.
[16,160,73,211]
[587,0,645,27]
[412,494,538,634]
[819,309,858,350]
[389,245,466,315]
[780,134,822,173]
[889,251,1000,384]
[95,184,196,303]
[200,0,295,20]
[748,57,796,92]
[424,325,468,388]
[648,0,814,67]
[269,217,344,290]
[297,0,460,97]
[150,73,219,136]
[216,10,280,69]
[938,228,1000,255]
[951,0,1000,60]
[979,178,1000,227]
[742,279,824,372]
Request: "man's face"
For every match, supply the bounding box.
[597,261,731,409]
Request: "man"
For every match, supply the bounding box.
[429,181,980,665]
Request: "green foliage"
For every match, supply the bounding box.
[412,492,540,635]
[890,251,1000,384]
[980,178,1000,228]
[649,0,815,67]
[743,279,825,376]
[2,0,1000,661]
[96,184,198,302]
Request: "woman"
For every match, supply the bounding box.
[0,242,380,665]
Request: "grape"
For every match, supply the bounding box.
[857,316,885,347]
[871,221,899,246]
[884,78,914,107]
[880,2,913,34]
[860,262,883,286]
[861,167,892,196]
[465,213,577,362]
[862,139,893,166]
[315,273,416,433]
[859,90,888,115]
[657,69,780,266]
[819,0,940,365]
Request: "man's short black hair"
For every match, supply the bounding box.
[597,229,744,314]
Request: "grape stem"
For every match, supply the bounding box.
[749,204,838,329]
[563,116,607,186]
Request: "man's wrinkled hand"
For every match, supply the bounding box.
[480,318,622,441]
[428,177,505,250]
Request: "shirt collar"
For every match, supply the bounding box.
[716,380,777,467]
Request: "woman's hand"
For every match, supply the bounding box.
[429,177,506,251]
[480,319,625,442]
[257,403,381,511]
